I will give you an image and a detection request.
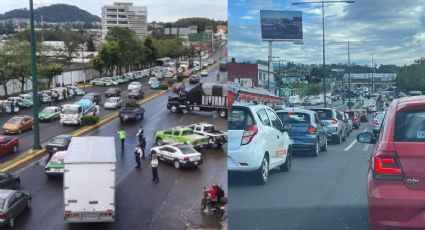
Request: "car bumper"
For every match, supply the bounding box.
[61,119,79,125]
[180,159,203,167]
[228,145,262,172]
[368,173,425,229]
[3,129,18,134]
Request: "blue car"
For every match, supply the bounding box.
[276,109,328,157]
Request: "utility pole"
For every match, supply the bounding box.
[347,41,351,109]
[29,0,41,150]
[371,53,374,93]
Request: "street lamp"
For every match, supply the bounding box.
[292,0,355,107]
[328,40,366,109]
[273,56,282,93]
[29,0,41,149]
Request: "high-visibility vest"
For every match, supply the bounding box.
[117,130,126,139]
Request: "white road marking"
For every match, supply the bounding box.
[15,155,48,175]
[344,140,357,151]
[363,128,367,132]
[363,144,370,152]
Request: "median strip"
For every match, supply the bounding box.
[0,89,170,172]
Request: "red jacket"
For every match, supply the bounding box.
[207,186,219,201]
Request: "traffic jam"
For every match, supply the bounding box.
[0,50,228,229]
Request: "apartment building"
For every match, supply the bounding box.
[101,2,147,40]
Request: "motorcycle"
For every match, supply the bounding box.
[201,187,227,218]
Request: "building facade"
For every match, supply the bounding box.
[101,2,147,40]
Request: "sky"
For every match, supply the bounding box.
[229,0,425,66]
[0,0,227,22]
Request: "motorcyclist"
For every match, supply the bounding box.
[216,72,220,81]
[206,184,219,211]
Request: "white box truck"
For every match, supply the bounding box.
[63,136,116,223]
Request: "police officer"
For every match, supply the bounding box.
[134,145,142,169]
[140,136,146,159]
[136,125,144,145]
[117,128,126,150]
[151,154,159,182]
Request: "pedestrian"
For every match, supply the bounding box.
[140,136,146,159]
[136,125,144,144]
[117,128,126,150]
[62,89,66,100]
[134,145,142,169]
[151,154,159,182]
[10,101,14,114]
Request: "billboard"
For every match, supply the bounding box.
[260,10,303,41]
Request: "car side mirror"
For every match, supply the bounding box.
[282,124,291,133]
[357,132,375,144]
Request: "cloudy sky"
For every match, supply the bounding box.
[0,0,227,22]
[229,0,425,66]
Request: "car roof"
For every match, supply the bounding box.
[232,102,270,110]
[54,134,72,139]
[0,190,15,199]
[396,95,425,111]
[275,108,313,114]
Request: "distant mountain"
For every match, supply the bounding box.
[0,4,100,23]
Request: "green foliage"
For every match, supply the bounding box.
[0,4,100,22]
[153,38,185,58]
[160,83,169,90]
[86,38,96,52]
[39,64,64,88]
[166,79,177,85]
[82,115,100,126]
[144,36,159,68]
[396,58,425,92]
[176,75,185,82]
[98,42,120,76]
[168,18,227,33]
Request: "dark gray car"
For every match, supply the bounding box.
[0,189,31,227]
[311,108,346,144]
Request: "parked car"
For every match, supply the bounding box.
[45,134,72,154]
[150,144,202,169]
[103,97,123,110]
[0,189,31,227]
[7,97,32,109]
[172,82,185,94]
[104,87,121,97]
[0,135,19,155]
[38,106,61,122]
[276,109,327,157]
[345,110,360,129]
[45,151,66,177]
[372,111,386,138]
[357,95,425,230]
[90,78,112,86]
[311,108,346,144]
[0,173,20,190]
[3,116,33,134]
[228,103,292,185]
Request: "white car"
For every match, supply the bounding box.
[150,144,202,169]
[103,97,123,110]
[228,103,292,184]
[200,70,208,76]
[148,77,158,85]
[128,82,142,91]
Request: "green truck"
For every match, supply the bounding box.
[45,151,66,177]
[154,126,209,149]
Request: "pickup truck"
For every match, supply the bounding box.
[118,99,145,123]
[187,123,227,148]
[154,126,209,149]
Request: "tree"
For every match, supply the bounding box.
[91,57,105,77]
[98,42,120,76]
[86,37,96,52]
[2,40,32,93]
[143,36,159,74]
[63,31,85,60]
[396,58,425,92]
[39,64,64,88]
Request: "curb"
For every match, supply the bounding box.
[0,89,170,172]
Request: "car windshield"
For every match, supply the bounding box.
[42,108,56,113]
[313,110,333,120]
[181,130,193,135]
[229,107,255,130]
[394,110,425,142]
[106,98,118,103]
[51,137,69,145]
[278,112,310,124]
[8,117,23,124]
[62,106,78,114]
[179,146,198,154]
[203,126,216,132]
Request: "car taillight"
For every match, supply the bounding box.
[372,151,403,180]
[0,212,6,219]
[373,119,379,125]
[331,119,338,124]
[306,126,317,134]
[241,125,258,145]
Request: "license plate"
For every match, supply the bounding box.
[194,161,199,165]
[80,212,99,218]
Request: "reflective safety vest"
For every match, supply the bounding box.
[117,130,126,139]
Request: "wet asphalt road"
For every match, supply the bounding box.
[8,63,227,229]
[0,45,226,165]
[228,103,374,230]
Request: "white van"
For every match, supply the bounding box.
[128,82,142,91]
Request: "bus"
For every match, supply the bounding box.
[155,57,171,67]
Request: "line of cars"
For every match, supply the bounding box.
[228,102,371,184]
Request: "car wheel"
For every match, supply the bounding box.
[174,160,181,169]
[170,105,178,113]
[281,147,292,172]
[156,138,163,145]
[9,216,14,228]
[312,141,319,157]
[218,109,227,118]
[12,145,18,153]
[256,154,269,185]
[320,139,328,151]
[50,117,53,122]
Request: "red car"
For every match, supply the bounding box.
[345,110,360,129]
[357,96,425,230]
[172,82,185,94]
[0,135,19,155]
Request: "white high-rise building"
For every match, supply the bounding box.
[101,2,147,40]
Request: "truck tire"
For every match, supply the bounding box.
[170,105,178,113]
[218,109,227,118]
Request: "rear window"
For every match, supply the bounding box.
[229,107,255,130]
[277,112,310,124]
[394,111,425,142]
[179,146,197,154]
[312,110,333,120]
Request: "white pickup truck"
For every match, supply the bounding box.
[187,123,227,148]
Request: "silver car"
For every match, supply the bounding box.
[103,97,123,110]
[312,108,347,144]
[372,111,386,138]
[0,189,31,227]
